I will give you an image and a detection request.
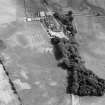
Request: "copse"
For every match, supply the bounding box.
[51,11,105,96]
[52,36,105,96]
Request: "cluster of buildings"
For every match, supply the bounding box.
[24,11,53,21]
[24,10,70,40]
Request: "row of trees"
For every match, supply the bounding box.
[51,11,105,96]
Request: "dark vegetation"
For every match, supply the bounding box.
[51,11,105,96]
[53,11,77,36]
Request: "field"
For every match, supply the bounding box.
[0,0,105,105]
[0,0,70,105]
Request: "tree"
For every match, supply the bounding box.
[51,10,105,97]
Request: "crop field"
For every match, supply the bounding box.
[0,0,69,105]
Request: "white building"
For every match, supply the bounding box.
[40,11,46,17]
[48,29,69,40]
